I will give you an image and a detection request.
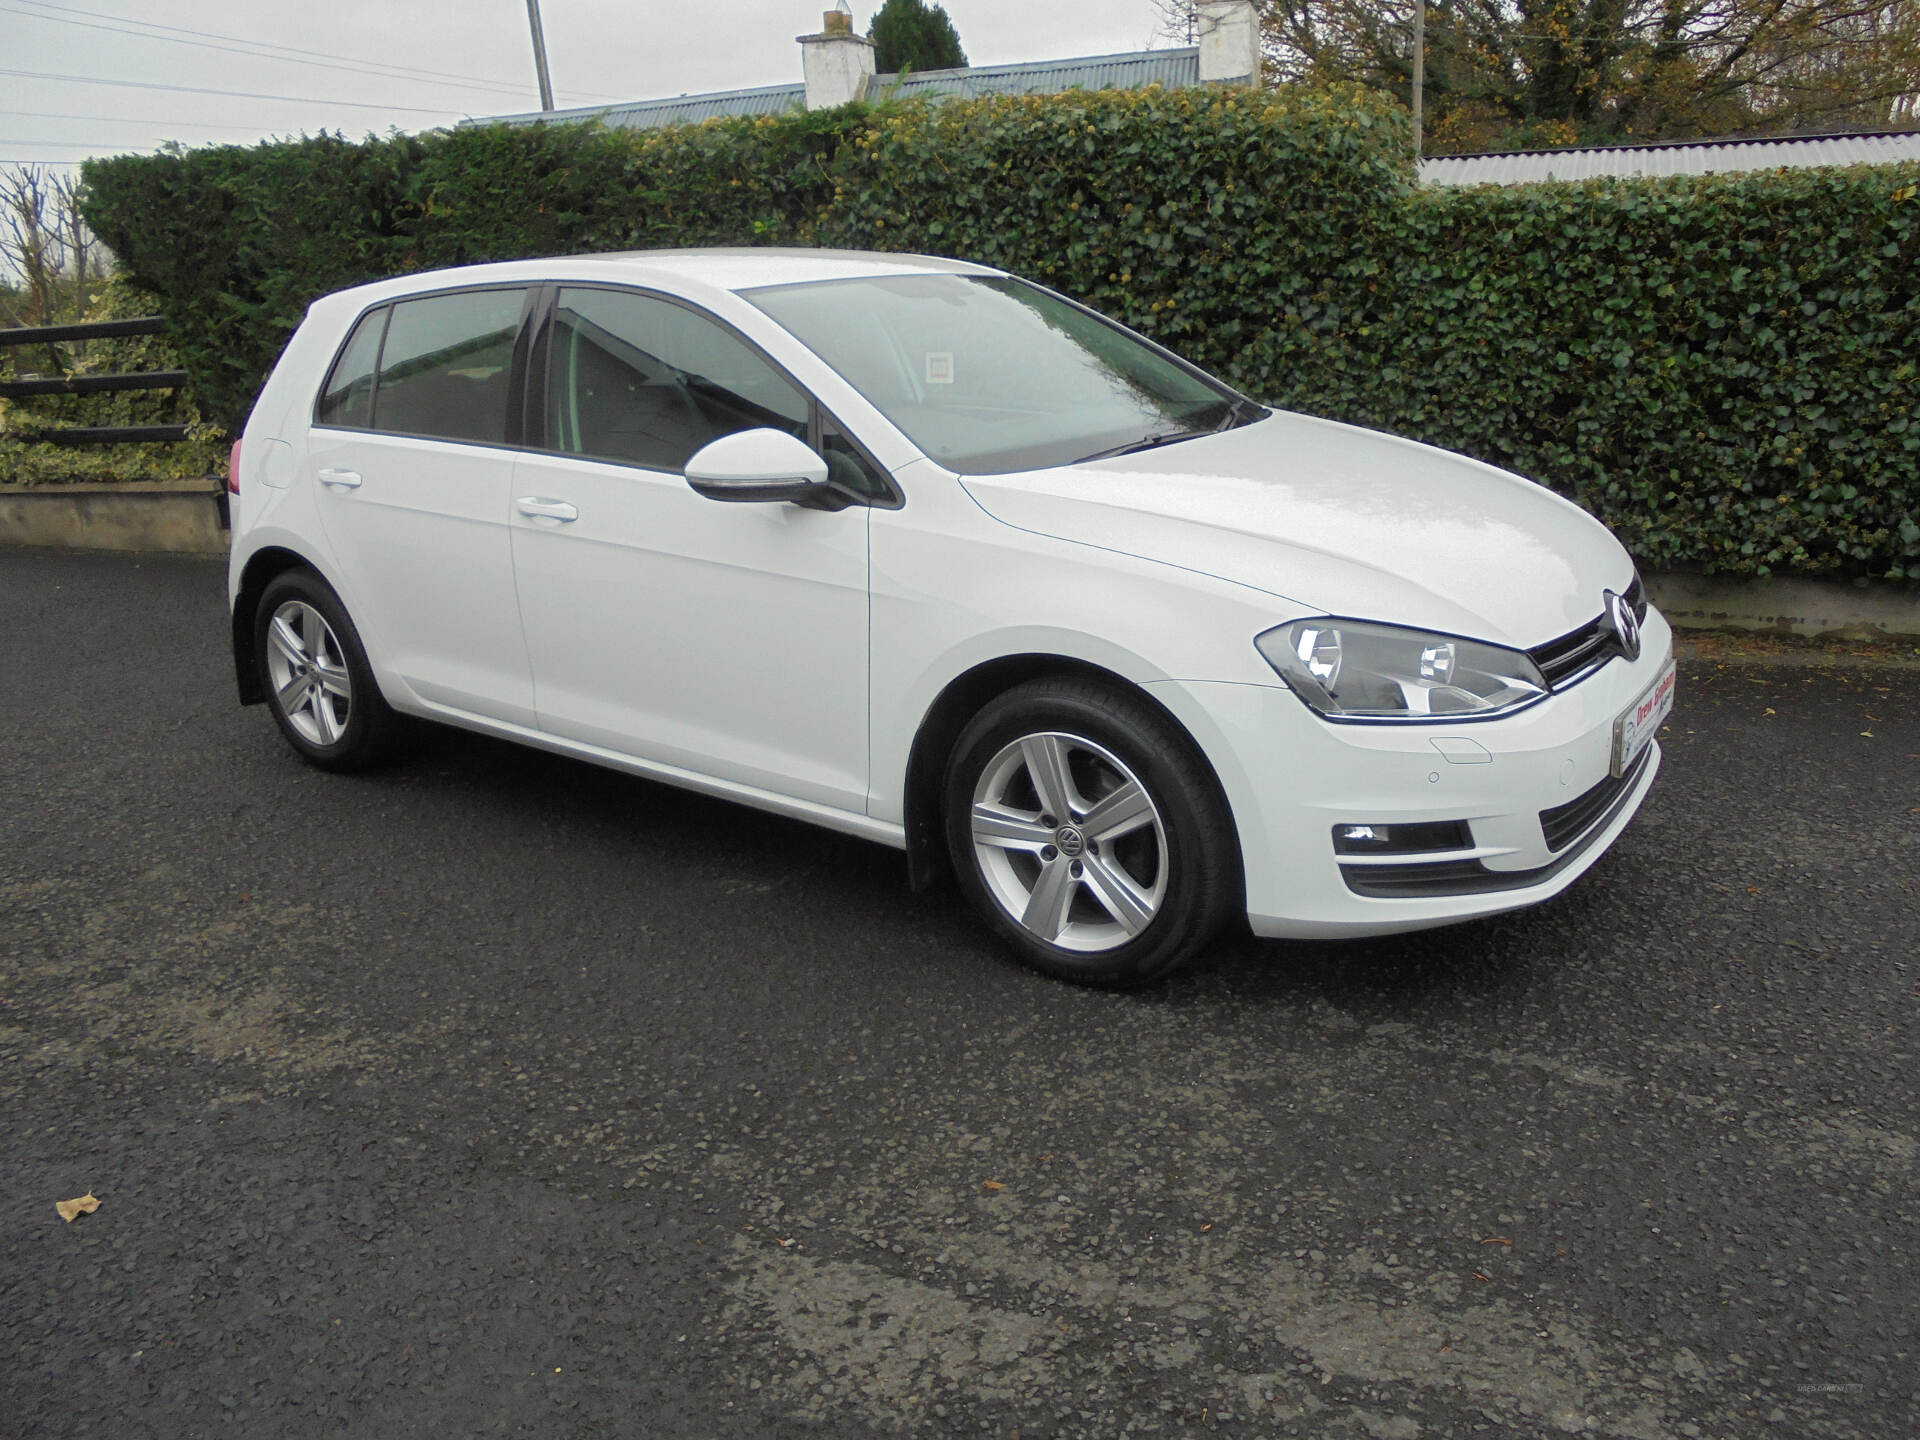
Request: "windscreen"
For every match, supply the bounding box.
[745,274,1247,475]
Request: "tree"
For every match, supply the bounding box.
[1,165,102,330]
[868,0,968,74]
[1158,0,1920,151]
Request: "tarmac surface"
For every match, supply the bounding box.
[3,548,1916,1439]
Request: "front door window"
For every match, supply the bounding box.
[544,288,808,470]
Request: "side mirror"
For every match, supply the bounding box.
[685,429,834,506]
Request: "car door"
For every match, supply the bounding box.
[306,286,538,727]
[507,285,873,813]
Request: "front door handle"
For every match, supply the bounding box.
[317,467,362,489]
[516,497,579,523]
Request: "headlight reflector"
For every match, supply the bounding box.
[1294,624,1343,686]
[1257,619,1547,722]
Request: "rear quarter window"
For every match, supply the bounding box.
[315,306,387,429]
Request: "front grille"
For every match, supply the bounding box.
[1528,575,1647,691]
[1540,745,1652,853]
[1342,858,1491,897]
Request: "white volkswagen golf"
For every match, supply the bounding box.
[228,248,1673,986]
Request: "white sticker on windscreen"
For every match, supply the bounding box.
[925,352,954,384]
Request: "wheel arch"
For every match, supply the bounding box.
[900,653,1241,895]
[231,546,322,705]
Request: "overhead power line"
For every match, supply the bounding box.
[8,0,624,104]
[3,108,284,133]
[0,67,481,117]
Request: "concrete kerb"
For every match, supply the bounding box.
[0,479,227,556]
[3,486,1916,640]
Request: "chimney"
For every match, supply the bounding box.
[1196,0,1261,86]
[799,3,875,110]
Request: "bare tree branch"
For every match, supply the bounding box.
[1,164,101,334]
[1156,0,1920,148]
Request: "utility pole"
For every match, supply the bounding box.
[1411,0,1425,158]
[525,0,556,111]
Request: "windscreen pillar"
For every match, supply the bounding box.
[799,7,875,110]
[1196,0,1262,86]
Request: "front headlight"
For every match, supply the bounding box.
[1256,618,1548,722]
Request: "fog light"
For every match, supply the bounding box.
[1332,820,1473,855]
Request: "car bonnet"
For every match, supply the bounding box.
[957,410,1635,650]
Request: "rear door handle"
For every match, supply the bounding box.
[317,467,362,489]
[516,497,579,523]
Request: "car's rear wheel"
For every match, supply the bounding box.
[943,678,1237,987]
[254,569,400,772]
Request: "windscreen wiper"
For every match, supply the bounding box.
[1075,426,1210,464]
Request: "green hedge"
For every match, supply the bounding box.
[80,90,1920,577]
[1356,175,1920,578]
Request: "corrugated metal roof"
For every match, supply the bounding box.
[1421,131,1920,185]
[465,48,1200,132]
[872,48,1199,101]
[469,81,806,132]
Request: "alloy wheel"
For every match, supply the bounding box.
[968,730,1168,953]
[264,599,353,747]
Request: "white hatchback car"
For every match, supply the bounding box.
[229,248,1673,985]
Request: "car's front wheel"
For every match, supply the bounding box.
[254,568,400,772]
[943,678,1237,987]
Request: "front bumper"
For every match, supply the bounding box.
[1145,607,1673,939]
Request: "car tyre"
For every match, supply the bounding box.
[254,568,402,772]
[943,678,1237,987]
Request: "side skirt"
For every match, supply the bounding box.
[401,699,908,852]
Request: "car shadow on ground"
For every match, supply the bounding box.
[333,717,1603,1026]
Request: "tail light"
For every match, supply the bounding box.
[228,438,242,495]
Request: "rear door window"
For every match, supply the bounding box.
[371,289,527,445]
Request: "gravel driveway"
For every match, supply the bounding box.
[3,548,1915,1439]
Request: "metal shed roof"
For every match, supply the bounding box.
[1421,131,1920,185]
[466,48,1200,133]
[872,48,1199,101]
[473,81,807,132]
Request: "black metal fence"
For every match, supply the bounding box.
[0,316,189,446]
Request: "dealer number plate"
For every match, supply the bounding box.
[1612,659,1677,777]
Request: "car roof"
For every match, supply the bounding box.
[589,248,1004,289]
[315,248,1004,311]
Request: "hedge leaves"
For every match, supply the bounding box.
[80,88,1919,577]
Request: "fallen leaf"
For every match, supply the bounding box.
[1861,731,1875,738]
[56,1193,100,1223]
[982,1180,1005,1192]
[1473,1270,1492,1282]
[1480,1236,1513,1246]
[1762,708,1775,716]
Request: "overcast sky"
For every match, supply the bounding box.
[3,0,1178,169]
